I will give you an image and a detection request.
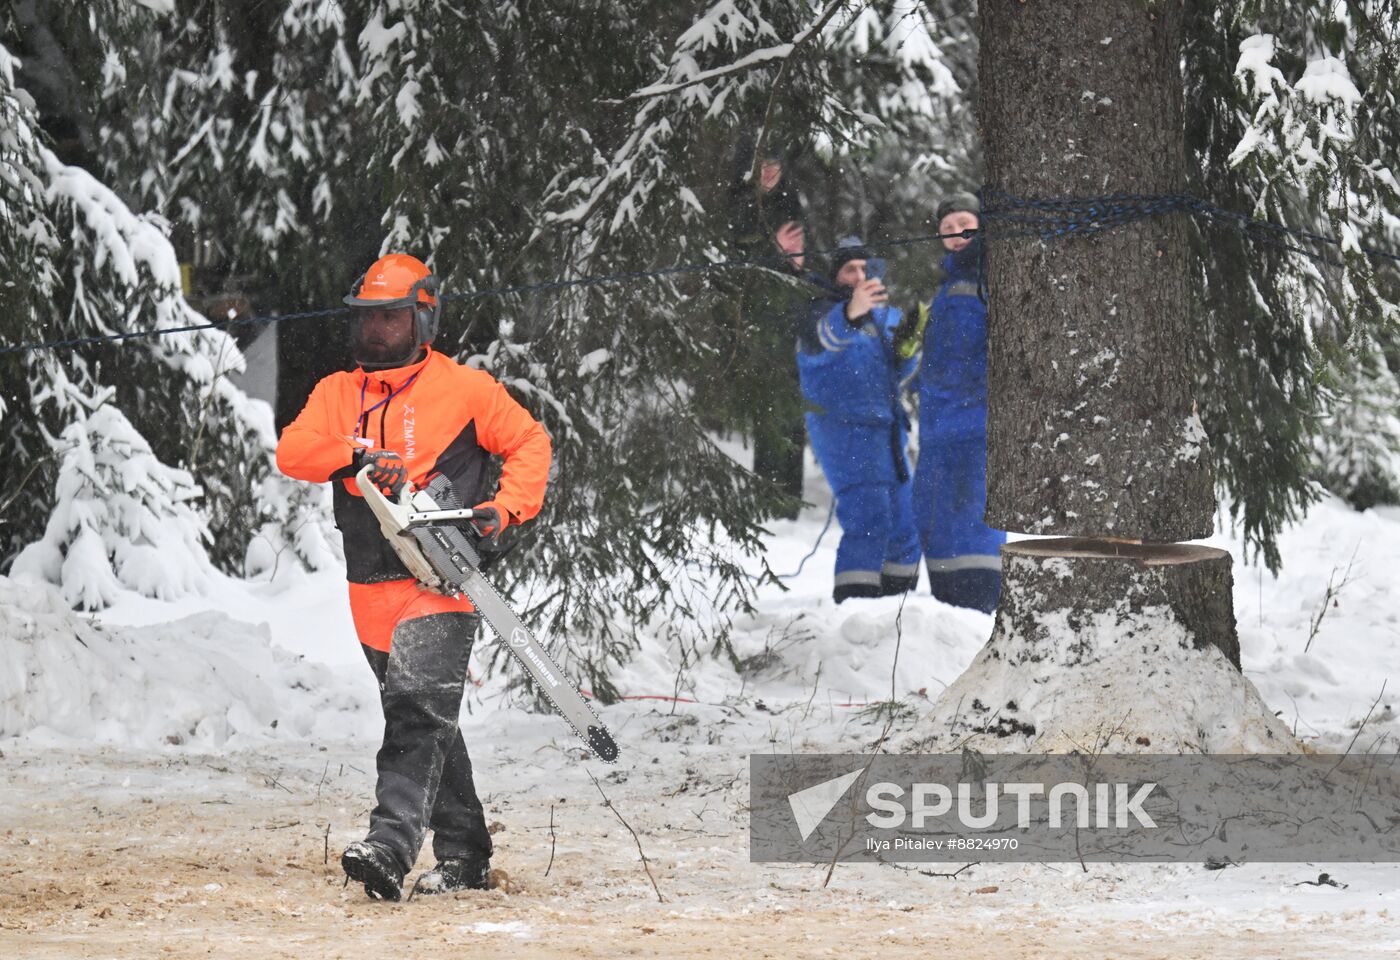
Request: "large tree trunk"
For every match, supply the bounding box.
[907,2,1293,754]
[980,0,1213,540]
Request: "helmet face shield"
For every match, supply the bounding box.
[350,304,419,369]
[345,294,421,311]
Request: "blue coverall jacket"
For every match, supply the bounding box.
[796,295,921,600]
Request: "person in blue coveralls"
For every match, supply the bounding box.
[909,192,1007,612]
[795,237,921,603]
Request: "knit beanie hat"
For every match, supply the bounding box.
[935,191,980,223]
[828,236,871,282]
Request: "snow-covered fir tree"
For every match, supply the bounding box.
[0,7,338,607]
[1187,0,1400,568]
[526,0,970,685]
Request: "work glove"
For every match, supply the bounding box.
[469,501,513,545]
[356,448,407,497]
[893,301,931,360]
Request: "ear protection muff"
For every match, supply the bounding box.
[347,269,368,302]
[407,274,442,347]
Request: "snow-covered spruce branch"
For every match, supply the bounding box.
[555,2,852,241]
[626,0,849,101]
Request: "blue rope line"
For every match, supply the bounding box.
[3,192,1396,357]
[0,231,973,358]
[775,501,837,581]
[981,189,1400,265]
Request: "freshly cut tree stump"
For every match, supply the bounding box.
[1003,538,1241,668]
[905,540,1298,754]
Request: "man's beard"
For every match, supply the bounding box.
[353,333,419,369]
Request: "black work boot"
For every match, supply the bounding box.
[880,571,919,596]
[410,857,492,898]
[342,840,406,902]
[927,567,1002,614]
[832,582,882,604]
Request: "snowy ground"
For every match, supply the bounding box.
[5,457,1400,957]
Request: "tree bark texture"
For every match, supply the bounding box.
[979,0,1214,540]
[997,539,1240,670]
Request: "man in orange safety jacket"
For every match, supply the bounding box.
[277,252,551,901]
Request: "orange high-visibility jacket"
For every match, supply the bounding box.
[276,349,552,584]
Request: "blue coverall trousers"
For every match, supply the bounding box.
[807,412,921,602]
[912,420,1006,613]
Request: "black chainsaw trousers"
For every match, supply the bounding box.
[359,611,493,873]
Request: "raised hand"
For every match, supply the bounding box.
[846,278,889,322]
[776,220,806,271]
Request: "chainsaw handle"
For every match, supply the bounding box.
[353,462,405,497]
[354,463,479,527]
[406,507,477,526]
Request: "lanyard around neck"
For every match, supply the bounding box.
[356,370,420,439]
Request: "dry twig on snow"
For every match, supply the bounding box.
[588,769,665,903]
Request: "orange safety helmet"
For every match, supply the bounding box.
[344,253,442,355]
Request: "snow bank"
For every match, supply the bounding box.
[3,437,1395,760]
[1227,498,1400,748]
[720,595,990,705]
[0,575,375,749]
[687,473,1398,757]
[902,569,1299,754]
[598,443,997,711]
